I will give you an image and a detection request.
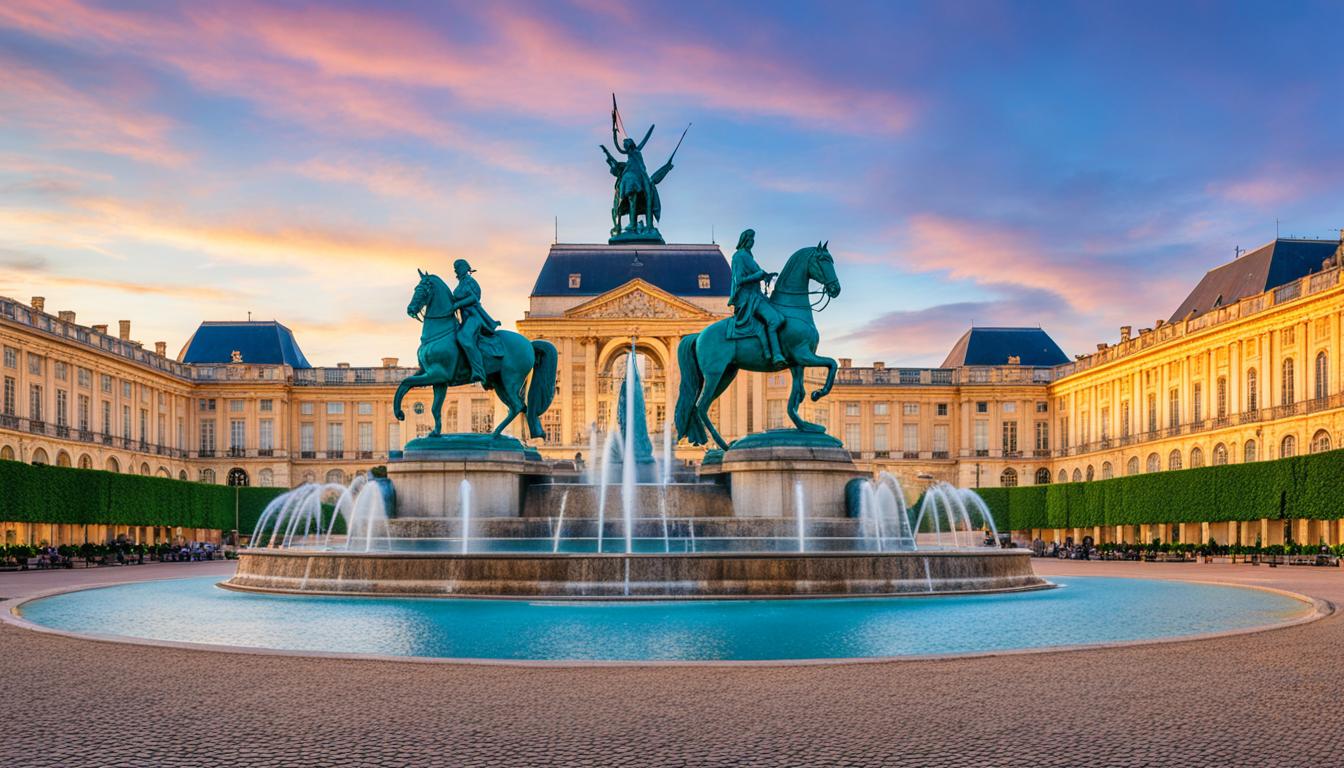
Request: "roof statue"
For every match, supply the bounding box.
[600,95,688,245]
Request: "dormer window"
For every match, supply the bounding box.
[568,273,581,289]
[698,274,711,289]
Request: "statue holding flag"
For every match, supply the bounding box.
[600,95,688,243]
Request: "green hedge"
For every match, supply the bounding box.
[0,461,285,532]
[985,447,1344,530]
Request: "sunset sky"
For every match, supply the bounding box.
[2,0,1342,367]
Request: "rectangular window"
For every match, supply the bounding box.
[230,419,245,450]
[327,423,345,453]
[357,402,373,416]
[873,402,890,416]
[1100,407,1109,440]
[903,424,919,453]
[1034,421,1049,452]
[766,399,785,430]
[471,399,493,433]
[1003,401,1016,413]
[327,402,345,415]
[78,394,89,430]
[54,361,67,381]
[2,376,14,415]
[139,408,147,441]
[199,398,216,412]
[902,403,919,416]
[843,423,861,451]
[873,423,888,452]
[1168,389,1179,427]
[388,422,401,452]
[358,422,373,452]
[78,367,91,387]
[1147,394,1157,432]
[844,402,860,417]
[100,374,112,393]
[1216,378,1227,418]
[2,346,16,368]
[973,420,988,452]
[260,399,274,412]
[697,274,711,289]
[568,273,581,289]
[157,414,164,446]
[932,424,949,454]
[1060,416,1069,449]
[1192,383,1203,422]
[199,419,216,452]
[1035,401,1048,413]
[1001,421,1018,454]
[121,405,131,439]
[300,402,315,415]
[121,380,131,398]
[259,419,274,451]
[1121,401,1131,437]
[55,389,68,427]
[102,401,111,434]
[27,353,43,376]
[229,399,245,413]
[300,423,315,453]
[976,401,988,414]
[937,403,948,416]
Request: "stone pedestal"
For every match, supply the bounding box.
[387,433,549,518]
[700,430,863,519]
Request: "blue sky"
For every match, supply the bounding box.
[1,0,1341,366]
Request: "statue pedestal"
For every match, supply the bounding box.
[386,434,549,518]
[700,430,863,519]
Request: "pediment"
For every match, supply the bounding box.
[565,279,716,320]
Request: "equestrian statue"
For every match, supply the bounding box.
[600,95,687,243]
[393,260,557,441]
[674,231,842,451]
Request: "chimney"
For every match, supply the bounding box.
[381,357,399,368]
[154,341,166,356]
[872,361,885,370]
[839,357,852,369]
[92,324,108,335]
[1119,325,1132,342]
[337,362,350,368]
[118,320,131,340]
[30,297,45,313]
[57,310,75,323]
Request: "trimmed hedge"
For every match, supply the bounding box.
[981,447,1344,530]
[0,461,284,532]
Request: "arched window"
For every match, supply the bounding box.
[1126,456,1139,475]
[226,468,249,487]
[1101,461,1113,479]
[1310,429,1331,454]
[1071,468,1082,482]
[1212,443,1228,466]
[78,454,92,469]
[56,450,71,467]
[1146,453,1159,473]
[1168,449,1182,470]
[1243,440,1257,462]
[1085,465,1095,481]
[1281,359,1295,406]
[178,469,188,481]
[1315,352,1329,400]
[31,447,49,465]
[259,468,274,487]
[1189,446,1204,468]
[325,468,345,485]
[199,468,216,484]
[140,462,151,476]
[1035,468,1051,484]
[0,445,14,461]
[1057,469,1067,484]
[156,466,170,477]
[1247,369,1258,412]
[302,470,316,484]
[106,456,120,473]
[1280,434,1296,458]
[1000,468,1018,487]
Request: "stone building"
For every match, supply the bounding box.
[2,232,1342,548]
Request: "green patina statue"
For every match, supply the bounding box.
[600,96,686,244]
[674,232,841,451]
[394,265,557,442]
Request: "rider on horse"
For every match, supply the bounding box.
[449,258,500,388]
[727,229,786,367]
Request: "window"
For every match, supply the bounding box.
[29,384,42,421]
[1101,461,1114,479]
[1146,453,1159,473]
[1190,447,1204,467]
[325,469,345,485]
[121,380,131,398]
[77,395,89,430]
[1243,439,1257,462]
[1057,469,1068,483]
[327,423,345,453]
[1000,468,1018,487]
[1035,401,1048,413]
[199,420,216,452]
[259,468,274,488]
[300,402,315,415]
[902,424,918,454]
[1192,383,1202,423]
[1121,401,1130,437]
[229,399,245,413]
[1213,443,1228,466]
[2,346,15,368]
[470,399,493,433]
[1281,359,1295,406]
[357,401,373,416]
[568,273,581,289]
[1281,326,1295,345]
[121,405,130,439]
[1216,378,1227,418]
[1247,369,1258,411]
[873,402,889,416]
[27,353,43,376]
[1059,416,1069,449]
[843,423,861,451]
[1310,429,1331,453]
[697,274,711,289]
[1035,468,1051,484]
[78,367,91,388]
[1127,456,1140,475]
[932,424,948,454]
[844,402,860,417]
[102,401,111,434]
[54,361,67,381]
[388,422,401,452]
[1001,421,1018,455]
[1034,421,1049,452]
[1167,389,1179,427]
[259,419,274,451]
[327,402,345,415]
[1147,394,1157,432]
[1072,468,1082,482]
[199,468,215,484]
[1314,352,1328,400]
[55,389,67,426]
[1099,406,1109,440]
[976,401,988,414]
[199,398,216,412]
[230,419,245,450]
[973,420,988,453]
[1280,434,1296,458]
[300,423,315,453]
[359,422,374,453]
[100,374,111,393]
[1003,402,1016,413]
[1168,449,1182,470]
[937,403,948,416]
[2,377,13,415]
[902,403,919,416]
[1085,465,1095,481]
[766,399,785,430]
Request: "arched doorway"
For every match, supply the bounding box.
[598,344,668,436]
[56,450,71,467]
[106,456,120,472]
[226,467,249,487]
[0,445,14,461]
[31,447,49,465]
[78,453,92,469]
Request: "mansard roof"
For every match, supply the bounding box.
[178,321,311,368]
[1170,238,1340,322]
[941,327,1068,368]
[531,243,730,298]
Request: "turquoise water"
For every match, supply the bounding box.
[18,576,1308,662]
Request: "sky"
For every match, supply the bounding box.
[1,0,1342,368]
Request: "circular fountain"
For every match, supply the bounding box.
[226,346,1045,599]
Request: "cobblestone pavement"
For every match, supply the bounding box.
[1,560,1341,767]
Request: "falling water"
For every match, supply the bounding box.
[585,422,598,485]
[596,429,619,553]
[621,348,637,555]
[661,418,673,487]
[459,478,473,554]
[249,479,386,552]
[551,489,570,553]
[794,480,807,553]
[659,488,670,553]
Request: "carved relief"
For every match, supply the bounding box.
[573,290,685,319]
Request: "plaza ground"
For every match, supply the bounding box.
[1,560,1340,767]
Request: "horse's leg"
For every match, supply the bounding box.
[789,342,838,402]
[490,367,525,438]
[786,364,825,432]
[429,383,447,436]
[393,372,432,421]
[695,348,737,451]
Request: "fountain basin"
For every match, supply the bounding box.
[223,549,1045,599]
[522,483,732,518]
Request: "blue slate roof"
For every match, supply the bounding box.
[532,243,730,297]
[1169,238,1340,322]
[178,321,311,368]
[941,327,1068,368]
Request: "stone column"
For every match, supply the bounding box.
[560,337,574,447]
[584,337,598,436]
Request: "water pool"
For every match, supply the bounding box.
[16,576,1310,662]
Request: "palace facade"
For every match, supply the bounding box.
[3,233,1343,545]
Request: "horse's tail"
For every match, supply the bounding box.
[525,340,559,440]
[674,334,707,446]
